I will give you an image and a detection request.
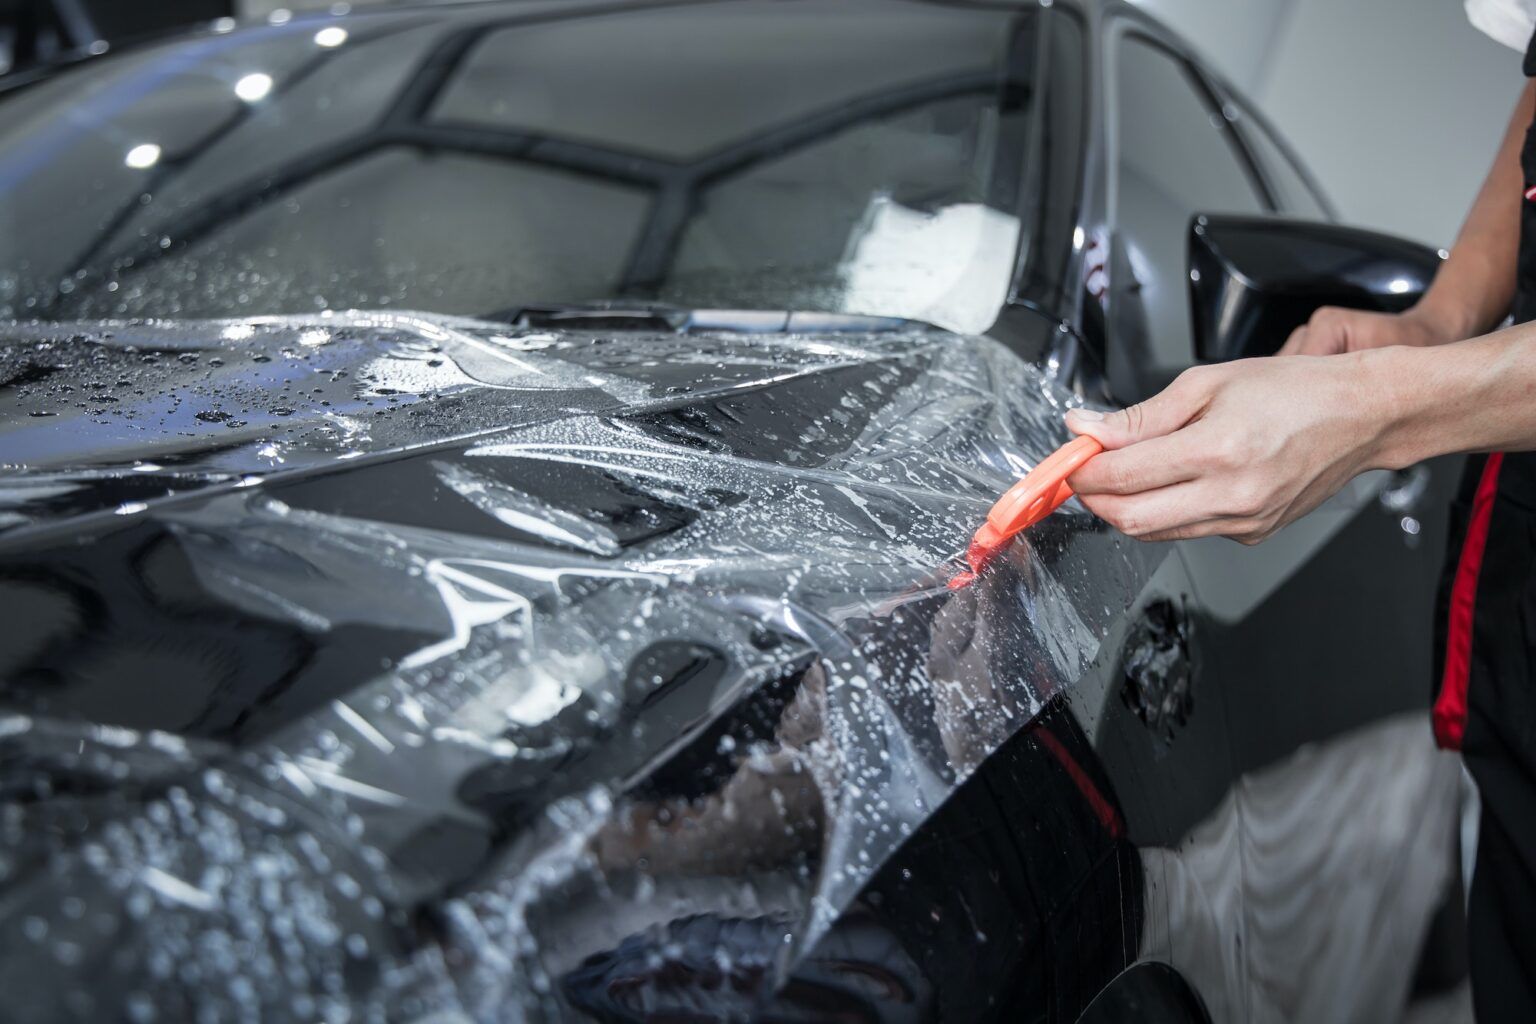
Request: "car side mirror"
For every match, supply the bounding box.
[1188,215,1443,362]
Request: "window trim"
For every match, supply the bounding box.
[1109,26,1278,215]
[1217,86,1339,221]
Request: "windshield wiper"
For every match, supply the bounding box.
[493,301,922,335]
[498,302,686,331]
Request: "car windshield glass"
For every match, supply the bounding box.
[0,1,1039,334]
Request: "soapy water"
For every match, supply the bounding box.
[0,312,1158,1020]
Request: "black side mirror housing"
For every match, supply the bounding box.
[1188,215,1443,362]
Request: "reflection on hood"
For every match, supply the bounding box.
[0,312,1157,1021]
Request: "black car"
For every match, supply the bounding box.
[0,1,1464,1021]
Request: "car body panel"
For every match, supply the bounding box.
[0,310,1167,1020]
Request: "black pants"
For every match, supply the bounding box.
[1435,451,1536,1021]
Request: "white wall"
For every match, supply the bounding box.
[1133,0,1522,247]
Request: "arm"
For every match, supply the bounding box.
[1063,326,1536,543]
[1379,326,1536,463]
[1283,80,1534,354]
[1060,79,1536,544]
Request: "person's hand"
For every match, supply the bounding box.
[1279,304,1463,356]
[1063,355,1393,544]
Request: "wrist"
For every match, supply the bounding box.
[1353,346,1439,470]
[1354,338,1513,468]
[1405,294,1479,344]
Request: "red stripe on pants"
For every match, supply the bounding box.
[1434,453,1506,750]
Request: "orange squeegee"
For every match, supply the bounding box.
[949,434,1104,589]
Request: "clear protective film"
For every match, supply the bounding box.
[0,313,1160,1021]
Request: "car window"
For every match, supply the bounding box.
[0,0,1040,334]
[1230,103,1330,219]
[663,92,1018,334]
[1114,34,1268,367]
[95,149,652,318]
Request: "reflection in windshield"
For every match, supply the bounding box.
[0,1,1037,332]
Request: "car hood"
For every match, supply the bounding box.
[0,311,1158,1020]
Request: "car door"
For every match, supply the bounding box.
[1105,14,1463,1022]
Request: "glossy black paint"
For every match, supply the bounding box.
[552,694,1142,1023]
[0,1,1463,1022]
[1078,963,1209,1023]
[1189,214,1445,361]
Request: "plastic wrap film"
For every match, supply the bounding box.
[0,313,1160,1021]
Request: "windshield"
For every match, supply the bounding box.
[0,1,1039,335]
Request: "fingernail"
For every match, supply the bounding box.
[1067,407,1103,422]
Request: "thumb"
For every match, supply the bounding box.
[1064,374,1209,451]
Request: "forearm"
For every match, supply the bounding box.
[1412,80,1534,339]
[1369,325,1536,466]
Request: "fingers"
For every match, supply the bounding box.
[1278,307,1355,357]
[1140,521,1271,545]
[1077,485,1203,539]
[1078,483,1265,542]
[1064,368,1214,451]
[1063,365,1274,542]
[1278,324,1308,356]
[1068,429,1207,496]
[1281,323,1337,357]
